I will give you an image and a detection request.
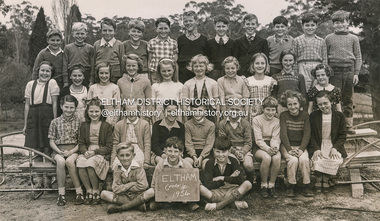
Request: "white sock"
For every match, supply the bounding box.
[58,187,65,196]
[268,182,275,188]
[75,187,83,195]
[261,182,268,188]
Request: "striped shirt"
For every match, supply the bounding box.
[279,111,310,151]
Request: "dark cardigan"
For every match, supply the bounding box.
[308,110,347,158]
[78,121,113,161]
[151,119,185,157]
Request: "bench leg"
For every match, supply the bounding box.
[349,169,363,198]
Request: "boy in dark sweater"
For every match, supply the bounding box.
[200,136,252,211]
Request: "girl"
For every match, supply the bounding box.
[23,61,60,190]
[245,53,277,122]
[77,98,113,205]
[279,90,313,197]
[252,97,281,199]
[87,63,121,126]
[309,91,347,192]
[59,65,88,122]
[151,58,183,123]
[182,54,219,123]
[307,64,342,114]
[272,49,307,113]
[101,142,148,213]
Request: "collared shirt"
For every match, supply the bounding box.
[100,37,116,47]
[214,158,231,174]
[163,157,184,168]
[245,33,256,41]
[281,70,295,76]
[226,116,241,130]
[293,34,327,64]
[48,115,81,145]
[274,34,292,44]
[147,36,178,71]
[113,157,140,176]
[159,118,180,132]
[215,36,229,45]
[126,118,139,144]
[47,46,63,56]
[217,75,249,101]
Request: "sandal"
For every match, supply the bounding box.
[315,182,322,193]
[84,193,93,205]
[75,193,85,205]
[92,193,101,205]
[57,195,66,206]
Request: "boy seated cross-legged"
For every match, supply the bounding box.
[200,136,252,211]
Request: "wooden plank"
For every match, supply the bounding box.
[18,162,56,173]
[347,128,377,139]
[349,169,363,198]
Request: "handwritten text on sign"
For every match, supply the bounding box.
[155,168,200,202]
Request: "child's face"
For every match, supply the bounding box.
[72,29,87,44]
[102,23,115,42]
[224,62,237,78]
[88,105,101,122]
[125,105,138,122]
[316,96,332,114]
[286,97,300,116]
[160,63,174,82]
[38,64,53,83]
[118,148,135,168]
[243,19,258,35]
[191,106,206,122]
[281,54,294,72]
[129,27,143,42]
[302,21,317,37]
[227,105,242,120]
[47,35,62,51]
[125,59,139,77]
[252,57,266,75]
[214,149,230,164]
[263,106,277,120]
[156,22,170,39]
[165,105,178,122]
[98,66,111,84]
[333,19,349,32]
[273,23,287,37]
[61,101,76,118]
[193,62,206,78]
[70,70,84,86]
[183,16,197,32]
[165,146,181,166]
[215,21,228,37]
[315,69,329,86]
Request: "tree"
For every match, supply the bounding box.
[28,7,48,68]
[51,0,76,43]
[65,4,81,44]
[82,13,99,45]
[0,0,10,16]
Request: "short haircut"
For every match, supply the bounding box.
[128,19,145,32]
[96,62,112,80]
[249,53,270,75]
[331,10,350,23]
[183,10,197,20]
[262,96,278,109]
[214,136,232,151]
[315,90,333,102]
[221,56,240,71]
[279,89,306,108]
[273,16,288,26]
[157,58,177,82]
[47,28,63,39]
[279,49,296,64]
[84,97,106,122]
[116,142,135,155]
[166,136,184,153]
[123,53,143,73]
[214,14,229,25]
[72,22,88,32]
[311,64,334,79]
[155,17,170,28]
[37,61,55,76]
[243,13,258,24]
[301,13,319,24]
[101,17,116,30]
[163,99,179,110]
[187,54,214,73]
[69,64,85,77]
[60,94,78,107]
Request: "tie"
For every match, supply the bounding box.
[218,38,224,45]
[131,78,134,83]
[104,42,110,47]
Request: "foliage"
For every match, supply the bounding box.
[28,7,48,68]
[0,0,10,16]
[51,0,76,44]
[65,4,81,44]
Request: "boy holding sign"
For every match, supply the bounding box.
[200,136,252,211]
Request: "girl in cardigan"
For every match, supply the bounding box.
[77,98,113,204]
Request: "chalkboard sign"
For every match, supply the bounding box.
[155,168,200,202]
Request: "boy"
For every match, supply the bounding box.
[200,136,252,211]
[63,22,94,87]
[123,19,149,79]
[48,95,83,206]
[205,14,235,81]
[184,103,215,170]
[267,16,294,76]
[148,17,178,84]
[151,100,185,164]
[102,142,149,213]
[233,13,269,77]
[177,11,207,83]
[218,104,254,176]
[325,10,362,134]
[92,18,125,84]
[293,13,327,91]
[32,28,65,89]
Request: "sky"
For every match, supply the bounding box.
[2,0,289,27]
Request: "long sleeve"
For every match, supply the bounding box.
[32,50,45,80]
[185,123,196,158]
[280,113,292,152]
[321,39,328,65]
[299,114,311,151]
[241,121,252,155]
[203,160,224,189]
[308,111,320,156]
[63,46,69,80]
[94,122,113,156]
[270,121,281,149]
[252,117,271,152]
[353,36,362,75]
[78,123,88,154]
[112,122,123,167]
[112,167,148,194]
[151,122,164,157]
[200,123,215,158]
[223,158,246,185]
[332,112,347,157]
[142,122,151,164]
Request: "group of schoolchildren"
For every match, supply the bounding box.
[22,8,361,213]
